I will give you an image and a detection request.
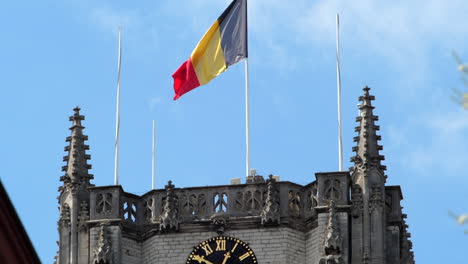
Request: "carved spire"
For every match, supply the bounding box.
[350,86,386,173]
[60,107,93,187]
[159,180,179,231]
[319,200,344,264]
[93,224,112,264]
[261,175,280,225]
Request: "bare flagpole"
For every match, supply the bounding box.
[245,59,251,177]
[152,120,156,189]
[114,26,122,185]
[244,0,251,178]
[336,14,344,171]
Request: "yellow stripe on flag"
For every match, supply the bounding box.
[190,21,227,85]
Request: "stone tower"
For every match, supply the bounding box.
[56,87,415,264]
[57,107,94,264]
[350,86,387,263]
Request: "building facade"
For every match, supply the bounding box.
[55,87,415,264]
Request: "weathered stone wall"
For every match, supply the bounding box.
[140,227,307,264]
[306,227,320,264]
[121,237,141,264]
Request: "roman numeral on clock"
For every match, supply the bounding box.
[201,244,213,256]
[231,242,239,253]
[216,239,226,251]
[239,252,250,261]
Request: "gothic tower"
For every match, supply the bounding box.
[350,87,386,264]
[57,107,94,264]
[55,87,414,264]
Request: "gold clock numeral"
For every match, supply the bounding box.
[231,242,239,253]
[201,244,213,256]
[216,239,226,251]
[239,252,250,261]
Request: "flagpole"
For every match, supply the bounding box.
[114,26,122,185]
[336,14,344,171]
[152,120,156,189]
[245,59,251,177]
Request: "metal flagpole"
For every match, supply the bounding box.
[245,59,251,177]
[114,26,122,185]
[336,14,344,171]
[244,0,251,178]
[152,120,156,189]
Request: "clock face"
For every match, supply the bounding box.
[186,236,257,264]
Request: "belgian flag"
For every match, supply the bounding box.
[172,0,248,100]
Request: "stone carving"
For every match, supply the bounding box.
[261,175,280,225]
[234,192,243,211]
[319,200,344,264]
[198,194,207,215]
[93,225,112,264]
[245,190,262,212]
[123,201,137,222]
[124,202,136,222]
[351,185,363,218]
[59,204,71,228]
[60,107,93,188]
[181,193,207,217]
[96,193,113,214]
[308,187,318,210]
[324,179,341,201]
[214,192,228,213]
[183,194,196,215]
[211,212,229,234]
[288,190,301,216]
[78,200,89,230]
[159,181,179,231]
[350,87,386,174]
[369,184,383,212]
[143,198,153,223]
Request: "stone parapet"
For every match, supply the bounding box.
[87,179,328,236]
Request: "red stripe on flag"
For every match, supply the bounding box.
[172,59,201,100]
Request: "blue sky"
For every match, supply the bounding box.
[1,0,468,262]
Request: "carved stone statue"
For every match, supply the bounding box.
[159,181,180,231]
[319,200,344,264]
[261,175,280,225]
[93,225,112,264]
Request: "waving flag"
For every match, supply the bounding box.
[172,0,248,100]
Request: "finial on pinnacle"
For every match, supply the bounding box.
[73,106,81,115]
[267,174,275,182]
[69,106,85,129]
[359,86,375,108]
[166,180,174,189]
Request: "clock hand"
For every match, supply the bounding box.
[221,252,231,264]
[192,255,214,264]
